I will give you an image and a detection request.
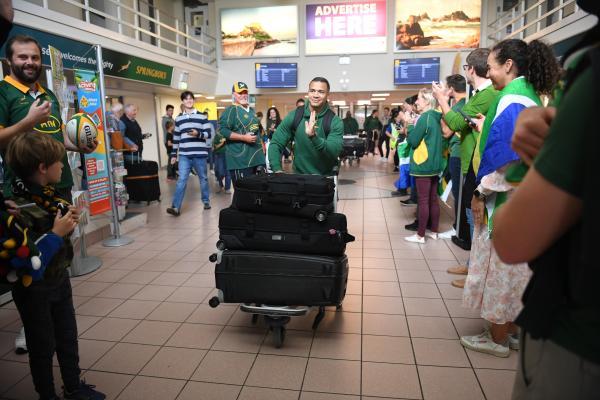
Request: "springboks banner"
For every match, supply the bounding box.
[305,1,387,55]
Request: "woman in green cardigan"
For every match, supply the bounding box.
[404,88,444,244]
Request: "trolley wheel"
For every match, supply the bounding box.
[208,297,220,308]
[336,304,343,310]
[273,326,286,348]
[357,158,361,164]
[349,159,353,166]
[209,253,218,263]
[216,240,226,251]
[251,314,259,325]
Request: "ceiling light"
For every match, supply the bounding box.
[370,98,386,102]
[372,93,390,97]
[332,100,346,106]
[194,94,202,98]
[205,96,215,99]
[217,106,225,110]
[220,99,232,103]
[357,100,371,105]
[391,102,404,106]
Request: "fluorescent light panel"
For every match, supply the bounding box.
[370,98,386,102]
[372,93,390,97]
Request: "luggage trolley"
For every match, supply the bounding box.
[340,135,367,166]
[208,167,344,348]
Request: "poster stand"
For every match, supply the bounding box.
[93,44,134,248]
[70,192,102,276]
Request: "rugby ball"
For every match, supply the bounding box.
[66,113,98,150]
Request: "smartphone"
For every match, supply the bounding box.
[458,109,478,128]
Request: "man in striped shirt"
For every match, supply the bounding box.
[167,91,214,216]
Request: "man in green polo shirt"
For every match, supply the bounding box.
[268,77,343,176]
[0,35,96,199]
[218,81,265,184]
[432,48,498,289]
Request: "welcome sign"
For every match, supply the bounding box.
[305,1,387,55]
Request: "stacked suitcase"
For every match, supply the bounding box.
[340,135,367,166]
[208,173,354,347]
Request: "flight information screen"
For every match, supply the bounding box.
[394,57,440,85]
[255,63,298,88]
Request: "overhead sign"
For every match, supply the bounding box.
[305,1,387,55]
[2,25,173,86]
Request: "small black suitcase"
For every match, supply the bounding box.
[218,207,354,256]
[342,137,366,158]
[213,250,348,306]
[124,158,161,203]
[232,173,335,221]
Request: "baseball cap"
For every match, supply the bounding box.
[232,81,249,93]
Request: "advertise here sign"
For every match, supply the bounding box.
[305,1,387,55]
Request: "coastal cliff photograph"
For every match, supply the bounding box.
[220,6,298,58]
[394,0,481,50]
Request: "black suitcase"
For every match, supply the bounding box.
[232,173,335,221]
[342,137,366,158]
[124,158,161,203]
[213,250,348,306]
[218,207,354,256]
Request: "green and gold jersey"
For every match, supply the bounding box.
[0,76,73,194]
[218,105,265,170]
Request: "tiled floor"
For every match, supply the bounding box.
[0,157,517,399]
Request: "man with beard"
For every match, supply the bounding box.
[0,35,96,196]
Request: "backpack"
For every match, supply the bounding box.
[290,106,335,138]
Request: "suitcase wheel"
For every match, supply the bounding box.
[273,326,286,348]
[315,210,328,222]
[251,314,259,325]
[209,253,218,263]
[216,240,226,251]
[208,296,220,308]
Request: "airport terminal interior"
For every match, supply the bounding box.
[0,0,598,399]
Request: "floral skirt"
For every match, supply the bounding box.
[462,224,532,324]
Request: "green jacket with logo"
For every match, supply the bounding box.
[0,77,73,195]
[218,105,265,170]
[268,103,343,176]
[407,109,444,177]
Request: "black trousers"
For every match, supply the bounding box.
[378,136,390,158]
[166,145,176,178]
[12,275,80,398]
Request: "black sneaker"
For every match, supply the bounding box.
[166,207,180,216]
[203,203,211,210]
[391,189,408,197]
[63,381,106,400]
[393,166,399,172]
[400,199,417,206]
[405,220,419,231]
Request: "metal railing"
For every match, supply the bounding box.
[21,0,217,66]
[487,0,582,43]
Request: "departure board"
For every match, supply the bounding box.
[255,63,298,88]
[394,57,440,85]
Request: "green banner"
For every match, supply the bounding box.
[2,25,174,86]
[102,48,173,86]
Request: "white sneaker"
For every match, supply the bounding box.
[508,334,520,350]
[224,189,233,194]
[438,228,456,239]
[404,234,425,244]
[460,330,510,358]
[15,327,27,354]
[426,232,438,240]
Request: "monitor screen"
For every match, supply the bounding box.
[255,63,298,88]
[394,57,440,85]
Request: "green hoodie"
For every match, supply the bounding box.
[343,116,359,134]
[407,109,444,177]
[268,103,343,175]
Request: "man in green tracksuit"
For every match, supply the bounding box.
[432,48,499,288]
[342,111,359,135]
[363,109,382,155]
[218,81,265,183]
[268,77,343,176]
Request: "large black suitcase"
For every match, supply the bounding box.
[232,173,335,221]
[124,159,161,203]
[213,250,348,306]
[218,207,354,256]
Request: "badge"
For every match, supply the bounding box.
[244,114,248,119]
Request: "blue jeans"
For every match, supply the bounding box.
[172,155,209,209]
[214,153,231,190]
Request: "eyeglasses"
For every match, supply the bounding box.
[462,64,471,71]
